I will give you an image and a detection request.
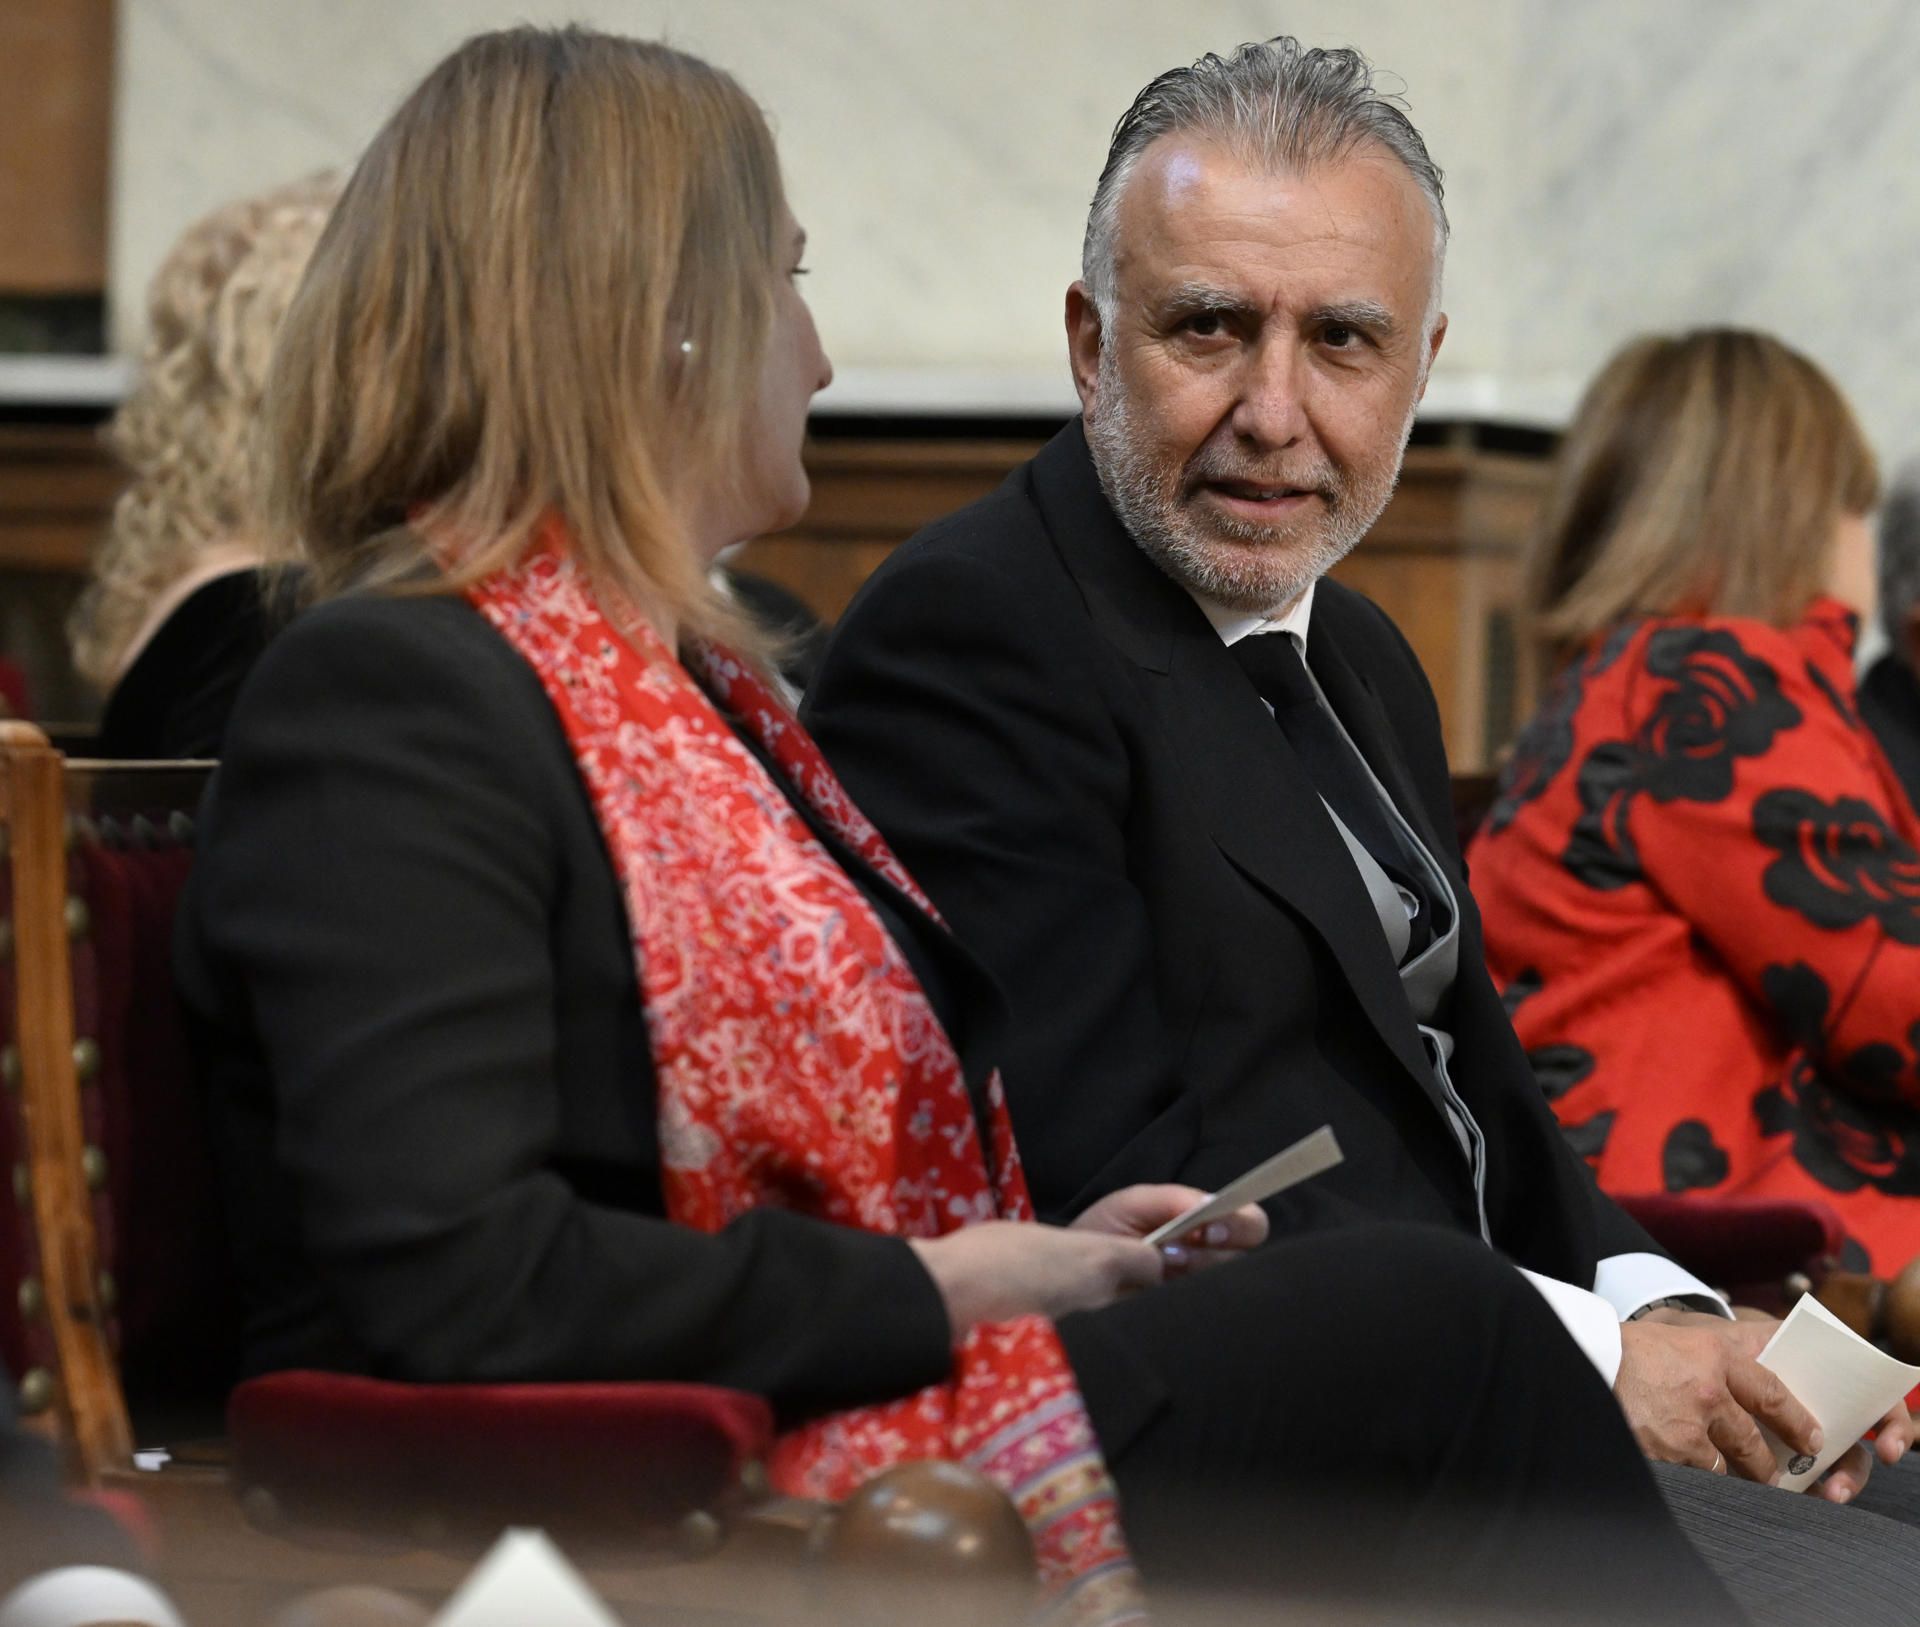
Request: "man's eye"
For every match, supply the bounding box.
[788,264,811,281]
[1323,324,1356,348]
[1183,311,1225,338]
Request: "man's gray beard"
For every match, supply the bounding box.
[1086,354,1411,616]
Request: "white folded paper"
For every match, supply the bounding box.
[1756,1292,1920,1492]
[432,1529,621,1627]
[1142,1125,1344,1247]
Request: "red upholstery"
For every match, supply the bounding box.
[229,1371,775,1538]
[0,658,28,721]
[71,1486,160,1560]
[1616,1192,1844,1292]
[76,834,241,1405]
[1,797,241,1434]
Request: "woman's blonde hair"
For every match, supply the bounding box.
[69,172,341,688]
[1525,328,1880,662]
[262,26,783,656]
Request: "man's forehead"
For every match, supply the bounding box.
[1114,135,1435,297]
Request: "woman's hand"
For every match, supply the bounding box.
[907,1222,1163,1343]
[1072,1184,1269,1273]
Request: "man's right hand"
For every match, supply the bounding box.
[1615,1312,1821,1483]
[908,1221,1164,1343]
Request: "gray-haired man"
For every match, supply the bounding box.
[809,36,1920,1616]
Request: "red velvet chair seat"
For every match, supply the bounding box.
[228,1371,774,1542]
[1616,1193,1844,1295]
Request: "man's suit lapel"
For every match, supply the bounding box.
[1029,422,1448,1115]
[1303,627,1453,874]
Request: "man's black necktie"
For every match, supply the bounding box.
[1230,632,1437,959]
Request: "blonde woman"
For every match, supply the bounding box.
[1468,329,1920,1283]
[175,28,1738,1619]
[72,172,338,757]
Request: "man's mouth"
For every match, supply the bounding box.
[1199,479,1320,517]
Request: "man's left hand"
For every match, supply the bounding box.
[1637,1307,1915,1502]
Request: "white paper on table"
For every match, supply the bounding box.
[432,1529,622,1627]
[1755,1293,1920,1492]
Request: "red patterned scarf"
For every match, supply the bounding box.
[468,528,1144,1624]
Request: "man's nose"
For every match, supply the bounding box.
[1229,340,1308,448]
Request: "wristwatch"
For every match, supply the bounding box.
[1627,1295,1705,1320]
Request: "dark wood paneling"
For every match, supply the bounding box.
[0,0,115,293]
[0,423,1549,766]
[739,440,1550,769]
[0,425,119,570]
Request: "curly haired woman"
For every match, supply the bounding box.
[1468,328,1920,1281]
[69,172,339,757]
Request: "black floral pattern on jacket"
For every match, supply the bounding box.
[1754,961,1920,1195]
[1563,744,1646,889]
[1488,623,1635,834]
[1560,1109,1616,1163]
[1755,1058,1920,1197]
[1661,1120,1729,1192]
[1473,600,1920,1274]
[1562,628,1802,890]
[1755,790,1920,946]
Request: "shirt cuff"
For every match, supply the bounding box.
[1593,1251,1731,1321]
[1519,1268,1625,1386]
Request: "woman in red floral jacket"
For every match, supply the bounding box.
[1467,328,1920,1277]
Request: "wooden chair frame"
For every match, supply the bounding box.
[3,719,191,1477]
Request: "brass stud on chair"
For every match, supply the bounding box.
[71,1037,101,1084]
[0,1045,18,1093]
[10,1163,26,1207]
[675,1509,725,1558]
[65,896,91,939]
[97,1269,117,1313]
[81,1144,108,1191]
[17,1367,53,1415]
[240,1484,287,1533]
[739,1458,771,1501]
[17,1276,42,1321]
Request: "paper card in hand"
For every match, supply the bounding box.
[1142,1126,1344,1248]
[1757,1293,1920,1493]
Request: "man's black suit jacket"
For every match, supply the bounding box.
[805,420,1662,1285]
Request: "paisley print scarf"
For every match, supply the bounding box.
[468,525,1144,1624]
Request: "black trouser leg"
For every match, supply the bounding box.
[1060,1223,1742,1624]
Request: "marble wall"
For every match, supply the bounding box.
[1502,0,1920,461]
[111,0,1920,458]
[109,0,1521,398]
